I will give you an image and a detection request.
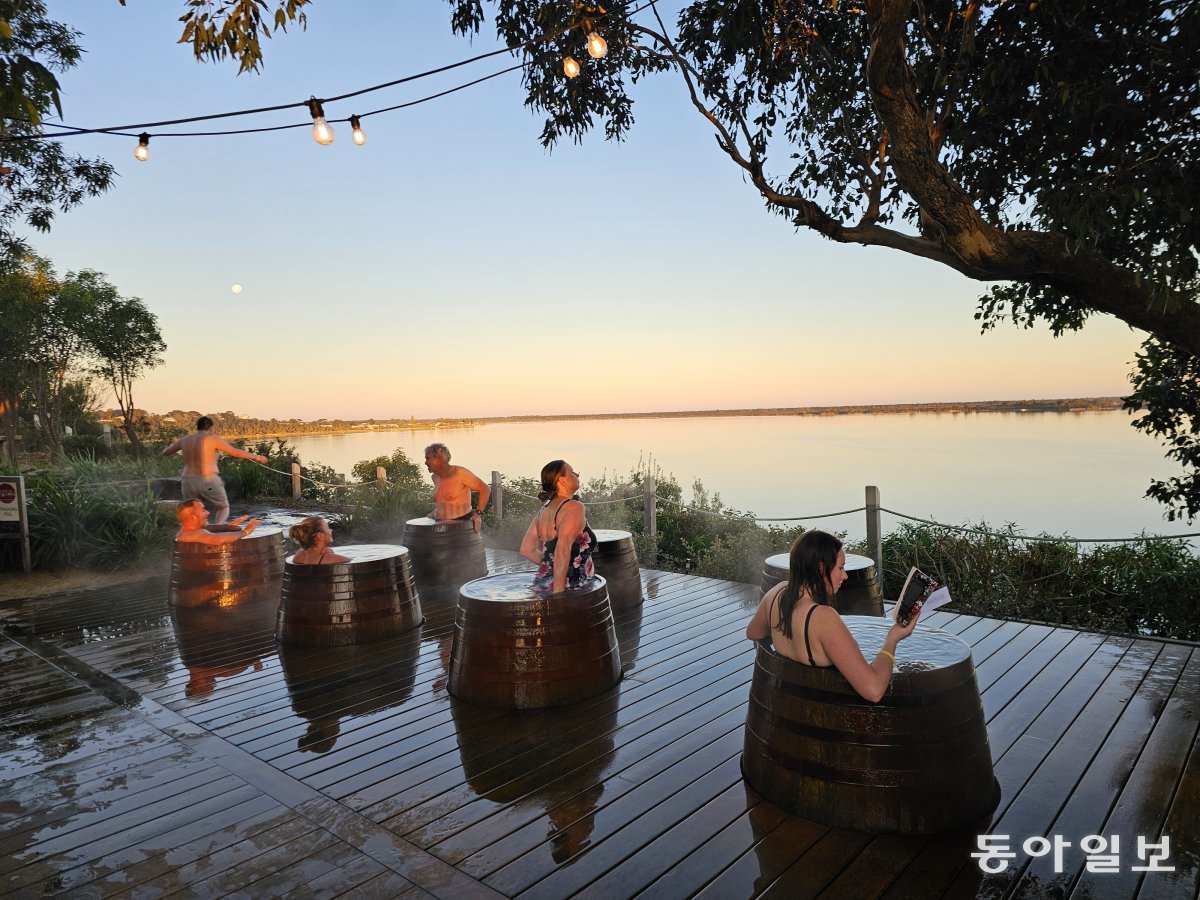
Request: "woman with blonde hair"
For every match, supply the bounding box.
[289,516,350,565]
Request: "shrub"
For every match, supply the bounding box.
[24,473,172,571]
[880,522,1200,641]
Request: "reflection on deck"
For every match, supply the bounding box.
[1,552,1196,898]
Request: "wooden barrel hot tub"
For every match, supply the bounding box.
[275,544,422,647]
[448,572,622,710]
[761,551,885,617]
[402,517,488,603]
[169,526,286,609]
[590,529,643,611]
[743,616,999,834]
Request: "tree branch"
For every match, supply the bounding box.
[864,0,1200,354]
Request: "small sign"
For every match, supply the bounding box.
[0,480,19,531]
[0,475,31,572]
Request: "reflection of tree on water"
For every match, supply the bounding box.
[170,597,277,699]
[451,689,620,864]
[278,631,420,753]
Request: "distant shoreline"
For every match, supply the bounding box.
[470,397,1125,425]
[238,397,1125,440]
[123,397,1128,443]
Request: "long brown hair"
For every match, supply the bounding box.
[776,530,843,639]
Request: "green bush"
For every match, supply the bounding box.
[880,522,1200,640]
[351,447,426,493]
[24,474,172,571]
[220,438,297,501]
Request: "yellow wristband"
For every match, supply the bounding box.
[879,649,896,665]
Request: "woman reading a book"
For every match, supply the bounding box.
[745,530,917,702]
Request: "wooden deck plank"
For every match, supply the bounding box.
[690,815,830,899]
[0,752,219,838]
[334,611,755,816]
[2,782,265,893]
[630,796,790,898]
[573,780,768,898]
[398,656,753,853]
[759,829,875,899]
[944,637,1165,898]
[0,741,187,828]
[1078,647,1200,900]
[44,795,288,897]
[5,558,1200,899]
[113,816,327,898]
[1135,717,1200,900]
[478,719,746,895]
[1011,642,1192,897]
[514,750,746,899]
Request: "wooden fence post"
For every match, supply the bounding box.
[291,462,302,500]
[644,475,657,560]
[102,424,112,446]
[491,471,503,521]
[376,466,387,485]
[865,485,882,574]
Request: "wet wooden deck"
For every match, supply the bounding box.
[1,550,1196,898]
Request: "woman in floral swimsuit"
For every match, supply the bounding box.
[519,460,597,593]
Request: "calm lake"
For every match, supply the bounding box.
[288,411,1195,544]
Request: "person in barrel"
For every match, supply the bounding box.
[424,443,490,531]
[175,499,261,544]
[162,415,269,524]
[745,530,918,702]
[520,460,597,593]
[289,516,350,565]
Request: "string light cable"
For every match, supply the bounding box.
[7,2,654,151]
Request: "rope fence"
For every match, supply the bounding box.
[879,508,1200,545]
[52,467,1200,553]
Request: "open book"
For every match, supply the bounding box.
[894,566,953,626]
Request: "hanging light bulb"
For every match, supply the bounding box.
[307,98,335,146]
[134,133,151,162]
[350,114,367,146]
[563,55,581,78]
[586,30,608,59]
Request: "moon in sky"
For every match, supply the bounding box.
[231,284,242,294]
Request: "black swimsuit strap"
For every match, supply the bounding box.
[803,605,819,666]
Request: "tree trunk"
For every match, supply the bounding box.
[122,419,144,460]
[0,397,17,465]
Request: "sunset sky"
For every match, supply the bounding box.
[35,2,1145,420]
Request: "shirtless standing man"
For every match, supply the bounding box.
[424,443,490,530]
[162,416,268,524]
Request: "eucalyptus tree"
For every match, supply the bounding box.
[0,0,114,270]
[86,282,166,459]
